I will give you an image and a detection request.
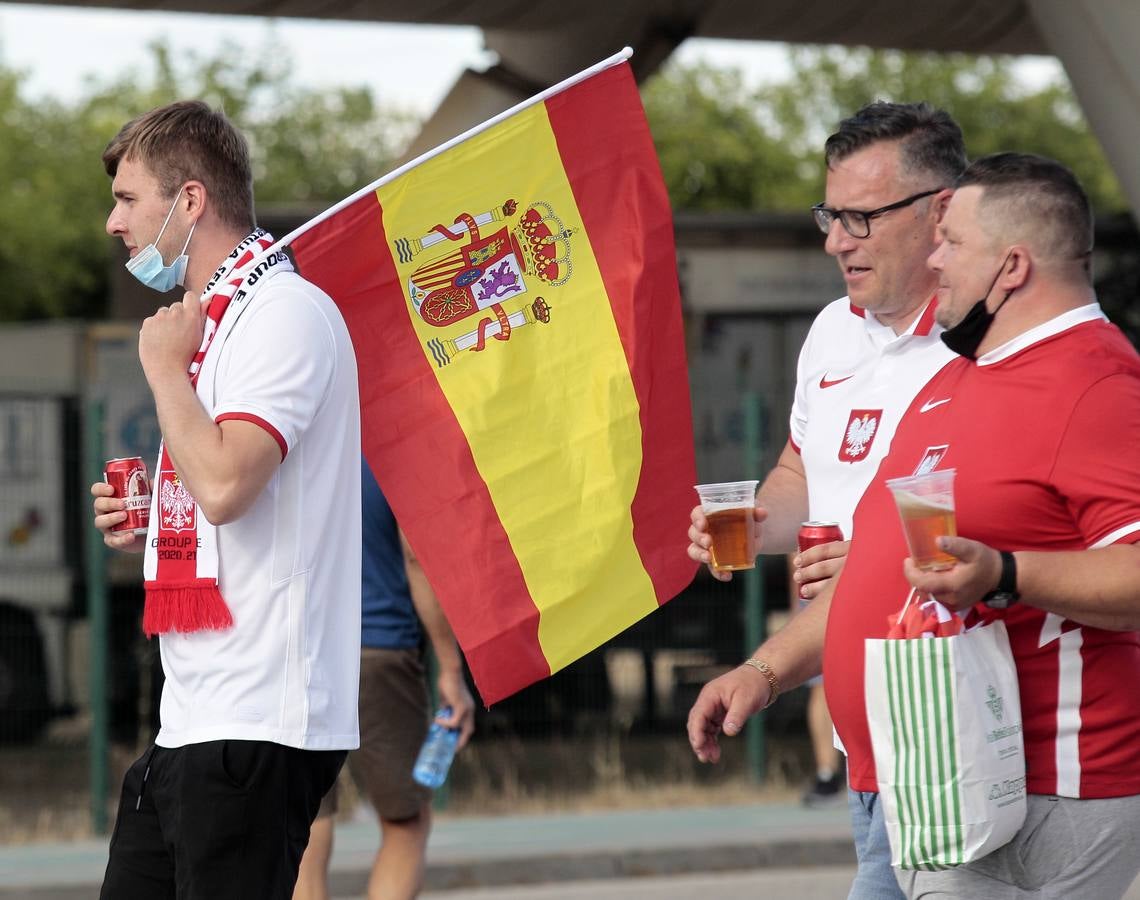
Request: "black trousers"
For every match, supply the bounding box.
[100,741,345,900]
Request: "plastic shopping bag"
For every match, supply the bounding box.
[865,593,1026,870]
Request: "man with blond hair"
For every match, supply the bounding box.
[91,100,361,899]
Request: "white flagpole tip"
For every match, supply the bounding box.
[620,46,633,59]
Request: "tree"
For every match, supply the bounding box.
[3,38,1133,320]
[0,34,418,321]
[642,46,1137,343]
[641,62,812,211]
[643,46,1128,215]
[767,46,1127,213]
[0,71,111,319]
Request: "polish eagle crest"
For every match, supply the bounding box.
[160,472,196,533]
[845,414,878,457]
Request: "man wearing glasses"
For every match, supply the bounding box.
[687,101,963,899]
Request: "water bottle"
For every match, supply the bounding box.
[412,706,460,789]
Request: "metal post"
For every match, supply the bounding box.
[741,392,767,782]
[85,400,109,834]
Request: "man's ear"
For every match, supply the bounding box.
[1004,246,1032,291]
[183,180,207,222]
[933,187,955,223]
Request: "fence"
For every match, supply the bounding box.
[0,385,813,841]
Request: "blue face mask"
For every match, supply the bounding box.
[125,187,196,292]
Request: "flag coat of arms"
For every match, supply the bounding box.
[289,51,697,704]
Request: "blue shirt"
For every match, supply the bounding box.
[360,459,422,649]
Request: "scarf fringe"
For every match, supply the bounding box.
[143,580,234,636]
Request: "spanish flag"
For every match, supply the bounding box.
[289,50,697,705]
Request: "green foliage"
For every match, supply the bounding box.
[644,45,1127,214]
[0,72,110,318]
[0,34,418,321]
[0,37,1131,321]
[641,62,809,211]
[772,46,1126,213]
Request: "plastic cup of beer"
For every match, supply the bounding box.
[694,480,759,571]
[885,468,958,571]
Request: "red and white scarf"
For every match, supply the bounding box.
[142,229,293,635]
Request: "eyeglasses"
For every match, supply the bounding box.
[811,188,944,239]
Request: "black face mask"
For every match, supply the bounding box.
[940,253,1014,360]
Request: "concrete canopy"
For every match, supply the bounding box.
[11,1,1048,56]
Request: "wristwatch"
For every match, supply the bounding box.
[982,550,1020,609]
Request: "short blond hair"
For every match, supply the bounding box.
[103,100,254,233]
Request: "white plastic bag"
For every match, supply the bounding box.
[865,599,1026,870]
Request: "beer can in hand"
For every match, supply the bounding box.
[796,521,843,605]
[797,521,844,555]
[104,457,152,535]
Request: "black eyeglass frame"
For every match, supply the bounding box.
[811,188,944,238]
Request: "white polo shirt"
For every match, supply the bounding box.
[789,296,956,538]
[154,271,362,751]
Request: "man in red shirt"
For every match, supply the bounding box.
[690,153,1140,899]
[876,153,1140,897]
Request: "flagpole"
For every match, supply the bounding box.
[263,46,634,259]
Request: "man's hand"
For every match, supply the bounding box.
[686,664,770,764]
[687,503,768,582]
[139,291,207,388]
[90,481,146,553]
[793,540,851,601]
[435,668,476,750]
[903,536,1002,612]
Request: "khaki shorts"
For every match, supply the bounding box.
[348,646,432,821]
[314,778,339,819]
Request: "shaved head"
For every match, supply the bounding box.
[956,153,1093,278]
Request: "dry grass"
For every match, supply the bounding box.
[0,723,814,843]
[434,730,808,817]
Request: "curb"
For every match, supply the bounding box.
[0,802,856,898]
[335,837,856,895]
[0,838,857,899]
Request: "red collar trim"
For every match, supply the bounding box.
[912,294,939,336]
[848,295,939,332]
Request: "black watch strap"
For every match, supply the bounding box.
[982,551,1019,609]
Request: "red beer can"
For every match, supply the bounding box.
[797,521,844,554]
[104,457,152,535]
[796,522,844,604]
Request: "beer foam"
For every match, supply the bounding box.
[892,490,955,513]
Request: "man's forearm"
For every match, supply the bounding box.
[413,581,464,674]
[150,374,229,498]
[749,579,831,690]
[149,374,278,525]
[1018,543,1140,631]
[756,452,810,554]
[402,538,464,674]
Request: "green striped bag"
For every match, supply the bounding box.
[865,619,1027,870]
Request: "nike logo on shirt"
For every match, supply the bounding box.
[920,398,951,413]
[819,373,854,389]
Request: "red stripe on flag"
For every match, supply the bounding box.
[290,195,550,704]
[545,65,698,606]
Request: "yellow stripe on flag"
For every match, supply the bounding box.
[376,103,656,673]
